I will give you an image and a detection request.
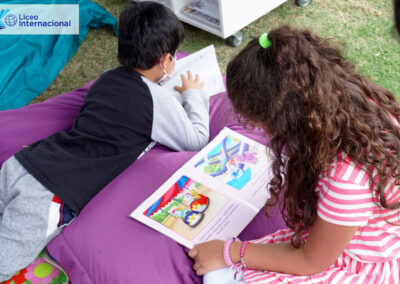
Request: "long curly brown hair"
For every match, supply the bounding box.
[227,25,400,247]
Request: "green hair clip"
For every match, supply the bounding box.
[259,33,271,49]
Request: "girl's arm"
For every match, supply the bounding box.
[188,216,358,276]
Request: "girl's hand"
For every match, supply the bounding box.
[188,240,226,276]
[174,70,205,94]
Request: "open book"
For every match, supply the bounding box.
[130,128,274,249]
[160,45,226,98]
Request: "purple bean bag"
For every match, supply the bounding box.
[0,52,286,283]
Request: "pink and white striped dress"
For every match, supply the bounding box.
[243,151,400,283]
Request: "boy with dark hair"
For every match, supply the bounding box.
[0,1,209,281]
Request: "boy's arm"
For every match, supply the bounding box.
[145,79,209,151]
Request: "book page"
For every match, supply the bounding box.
[160,45,225,98]
[130,127,275,249]
[184,128,274,209]
[130,169,259,249]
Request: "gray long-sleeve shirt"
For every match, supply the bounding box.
[141,76,209,152]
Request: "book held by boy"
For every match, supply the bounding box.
[130,127,274,249]
[160,44,225,98]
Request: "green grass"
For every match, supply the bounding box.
[32,0,400,104]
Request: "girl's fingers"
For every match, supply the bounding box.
[195,74,200,83]
[193,262,201,271]
[193,263,203,275]
[196,267,207,276]
[188,248,197,258]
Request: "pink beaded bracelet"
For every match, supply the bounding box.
[223,237,239,267]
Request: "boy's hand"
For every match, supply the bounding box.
[188,240,226,276]
[174,70,204,94]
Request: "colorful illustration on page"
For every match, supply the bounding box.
[144,176,210,229]
[194,136,260,190]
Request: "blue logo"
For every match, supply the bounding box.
[5,13,17,27]
[0,9,10,29]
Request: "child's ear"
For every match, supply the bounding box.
[160,53,172,69]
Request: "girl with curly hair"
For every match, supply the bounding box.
[189,25,400,283]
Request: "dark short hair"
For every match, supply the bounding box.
[118,1,184,69]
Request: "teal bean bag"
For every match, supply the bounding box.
[0,0,117,110]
